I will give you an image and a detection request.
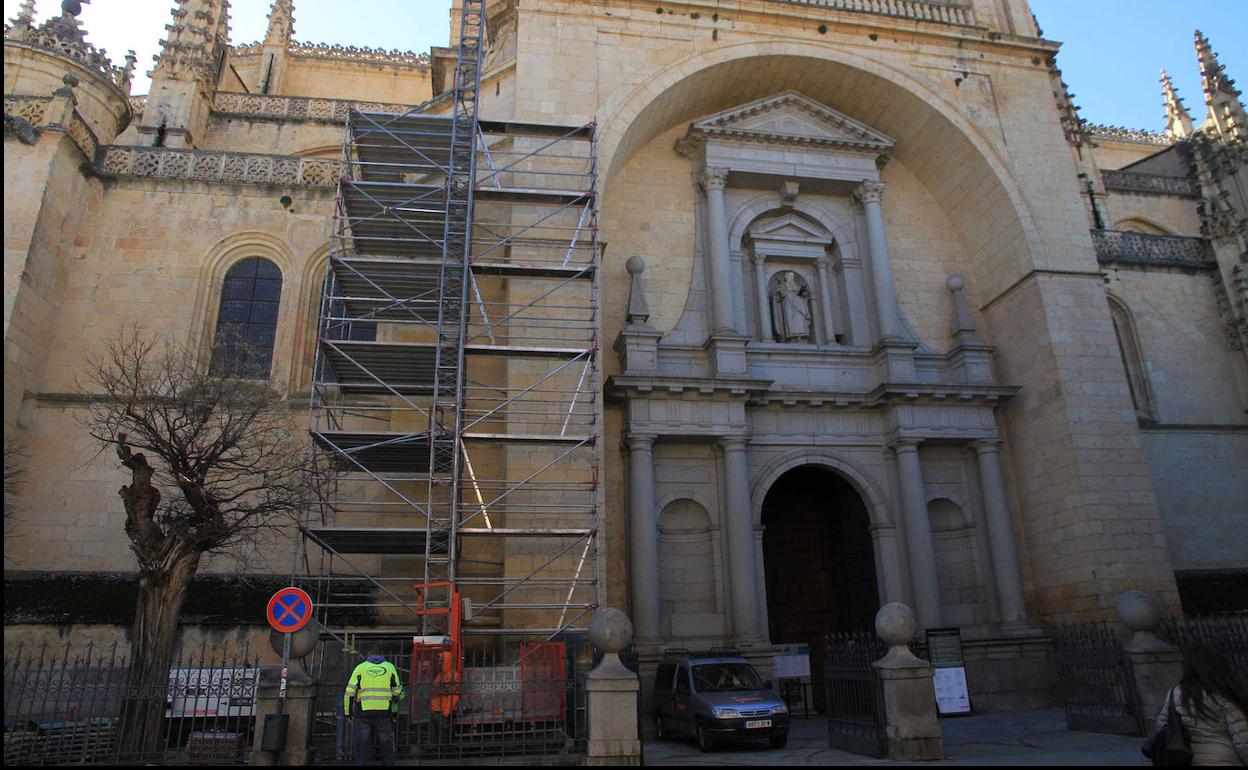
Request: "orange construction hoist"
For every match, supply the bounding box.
[410,582,463,725]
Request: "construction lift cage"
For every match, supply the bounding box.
[295,1,601,758]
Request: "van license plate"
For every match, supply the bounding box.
[744,719,772,729]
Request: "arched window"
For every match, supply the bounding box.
[1107,296,1155,421]
[212,257,282,378]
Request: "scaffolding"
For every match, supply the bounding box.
[300,0,600,653]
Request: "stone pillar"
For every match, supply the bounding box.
[892,440,942,629]
[250,673,316,766]
[627,435,662,645]
[752,252,772,342]
[701,167,737,334]
[971,439,1031,632]
[873,603,944,761]
[834,253,872,347]
[719,437,763,643]
[854,181,900,342]
[586,608,642,766]
[1118,591,1184,736]
[815,256,838,343]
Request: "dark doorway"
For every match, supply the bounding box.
[762,465,880,711]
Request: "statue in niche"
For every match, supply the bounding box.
[770,271,813,343]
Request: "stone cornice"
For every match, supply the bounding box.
[605,375,773,400]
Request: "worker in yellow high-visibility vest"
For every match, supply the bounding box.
[344,646,404,766]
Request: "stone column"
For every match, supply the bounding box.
[873,603,944,761]
[751,252,772,342]
[1118,591,1185,737]
[701,167,737,334]
[892,440,942,629]
[719,437,763,643]
[586,608,642,766]
[814,256,838,343]
[871,525,907,605]
[627,435,662,645]
[971,439,1030,632]
[854,180,901,342]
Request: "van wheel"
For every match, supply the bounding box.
[654,715,667,741]
[770,733,788,749]
[696,723,715,753]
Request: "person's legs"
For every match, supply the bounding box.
[375,717,395,766]
[353,717,374,766]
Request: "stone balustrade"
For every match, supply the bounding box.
[770,0,976,26]
[213,92,428,122]
[4,95,51,127]
[99,146,343,188]
[1101,170,1198,198]
[4,27,128,89]
[1091,229,1213,268]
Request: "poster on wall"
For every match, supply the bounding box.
[925,628,972,716]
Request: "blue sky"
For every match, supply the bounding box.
[6,0,1244,132]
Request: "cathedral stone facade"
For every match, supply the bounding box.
[4,0,1246,709]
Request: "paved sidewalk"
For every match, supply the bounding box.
[642,709,1148,765]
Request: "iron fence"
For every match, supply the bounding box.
[3,640,259,766]
[823,630,887,757]
[1160,613,1248,678]
[311,636,590,764]
[1052,621,1141,736]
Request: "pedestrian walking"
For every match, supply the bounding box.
[344,646,405,766]
[1152,646,1248,766]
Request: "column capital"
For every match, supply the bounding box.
[969,437,1004,455]
[750,250,768,266]
[700,166,730,192]
[854,179,886,205]
[626,433,657,450]
[814,254,832,270]
[890,437,923,454]
[718,435,749,452]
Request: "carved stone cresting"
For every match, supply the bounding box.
[1101,170,1198,198]
[100,146,342,187]
[213,92,431,123]
[3,4,131,94]
[1086,124,1175,146]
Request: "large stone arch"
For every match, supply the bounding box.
[750,448,890,529]
[598,40,1044,302]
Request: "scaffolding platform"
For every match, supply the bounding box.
[300,0,601,656]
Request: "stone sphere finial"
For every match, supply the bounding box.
[625,255,646,276]
[946,274,965,292]
[875,602,917,647]
[62,73,80,88]
[1116,590,1161,633]
[589,607,633,654]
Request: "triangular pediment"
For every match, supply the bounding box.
[750,213,831,243]
[689,91,895,152]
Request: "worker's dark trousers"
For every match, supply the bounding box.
[354,714,395,766]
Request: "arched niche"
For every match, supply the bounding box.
[926,497,990,627]
[658,498,720,638]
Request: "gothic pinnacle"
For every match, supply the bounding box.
[1160,68,1193,139]
[1194,30,1245,140]
[264,0,294,46]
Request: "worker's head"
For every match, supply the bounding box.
[366,644,382,658]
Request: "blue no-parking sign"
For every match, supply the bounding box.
[266,587,313,633]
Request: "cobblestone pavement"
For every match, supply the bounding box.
[642,709,1149,766]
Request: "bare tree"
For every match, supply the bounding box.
[82,330,313,756]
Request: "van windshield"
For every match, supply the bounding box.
[691,663,763,693]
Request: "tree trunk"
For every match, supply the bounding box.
[118,550,201,759]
